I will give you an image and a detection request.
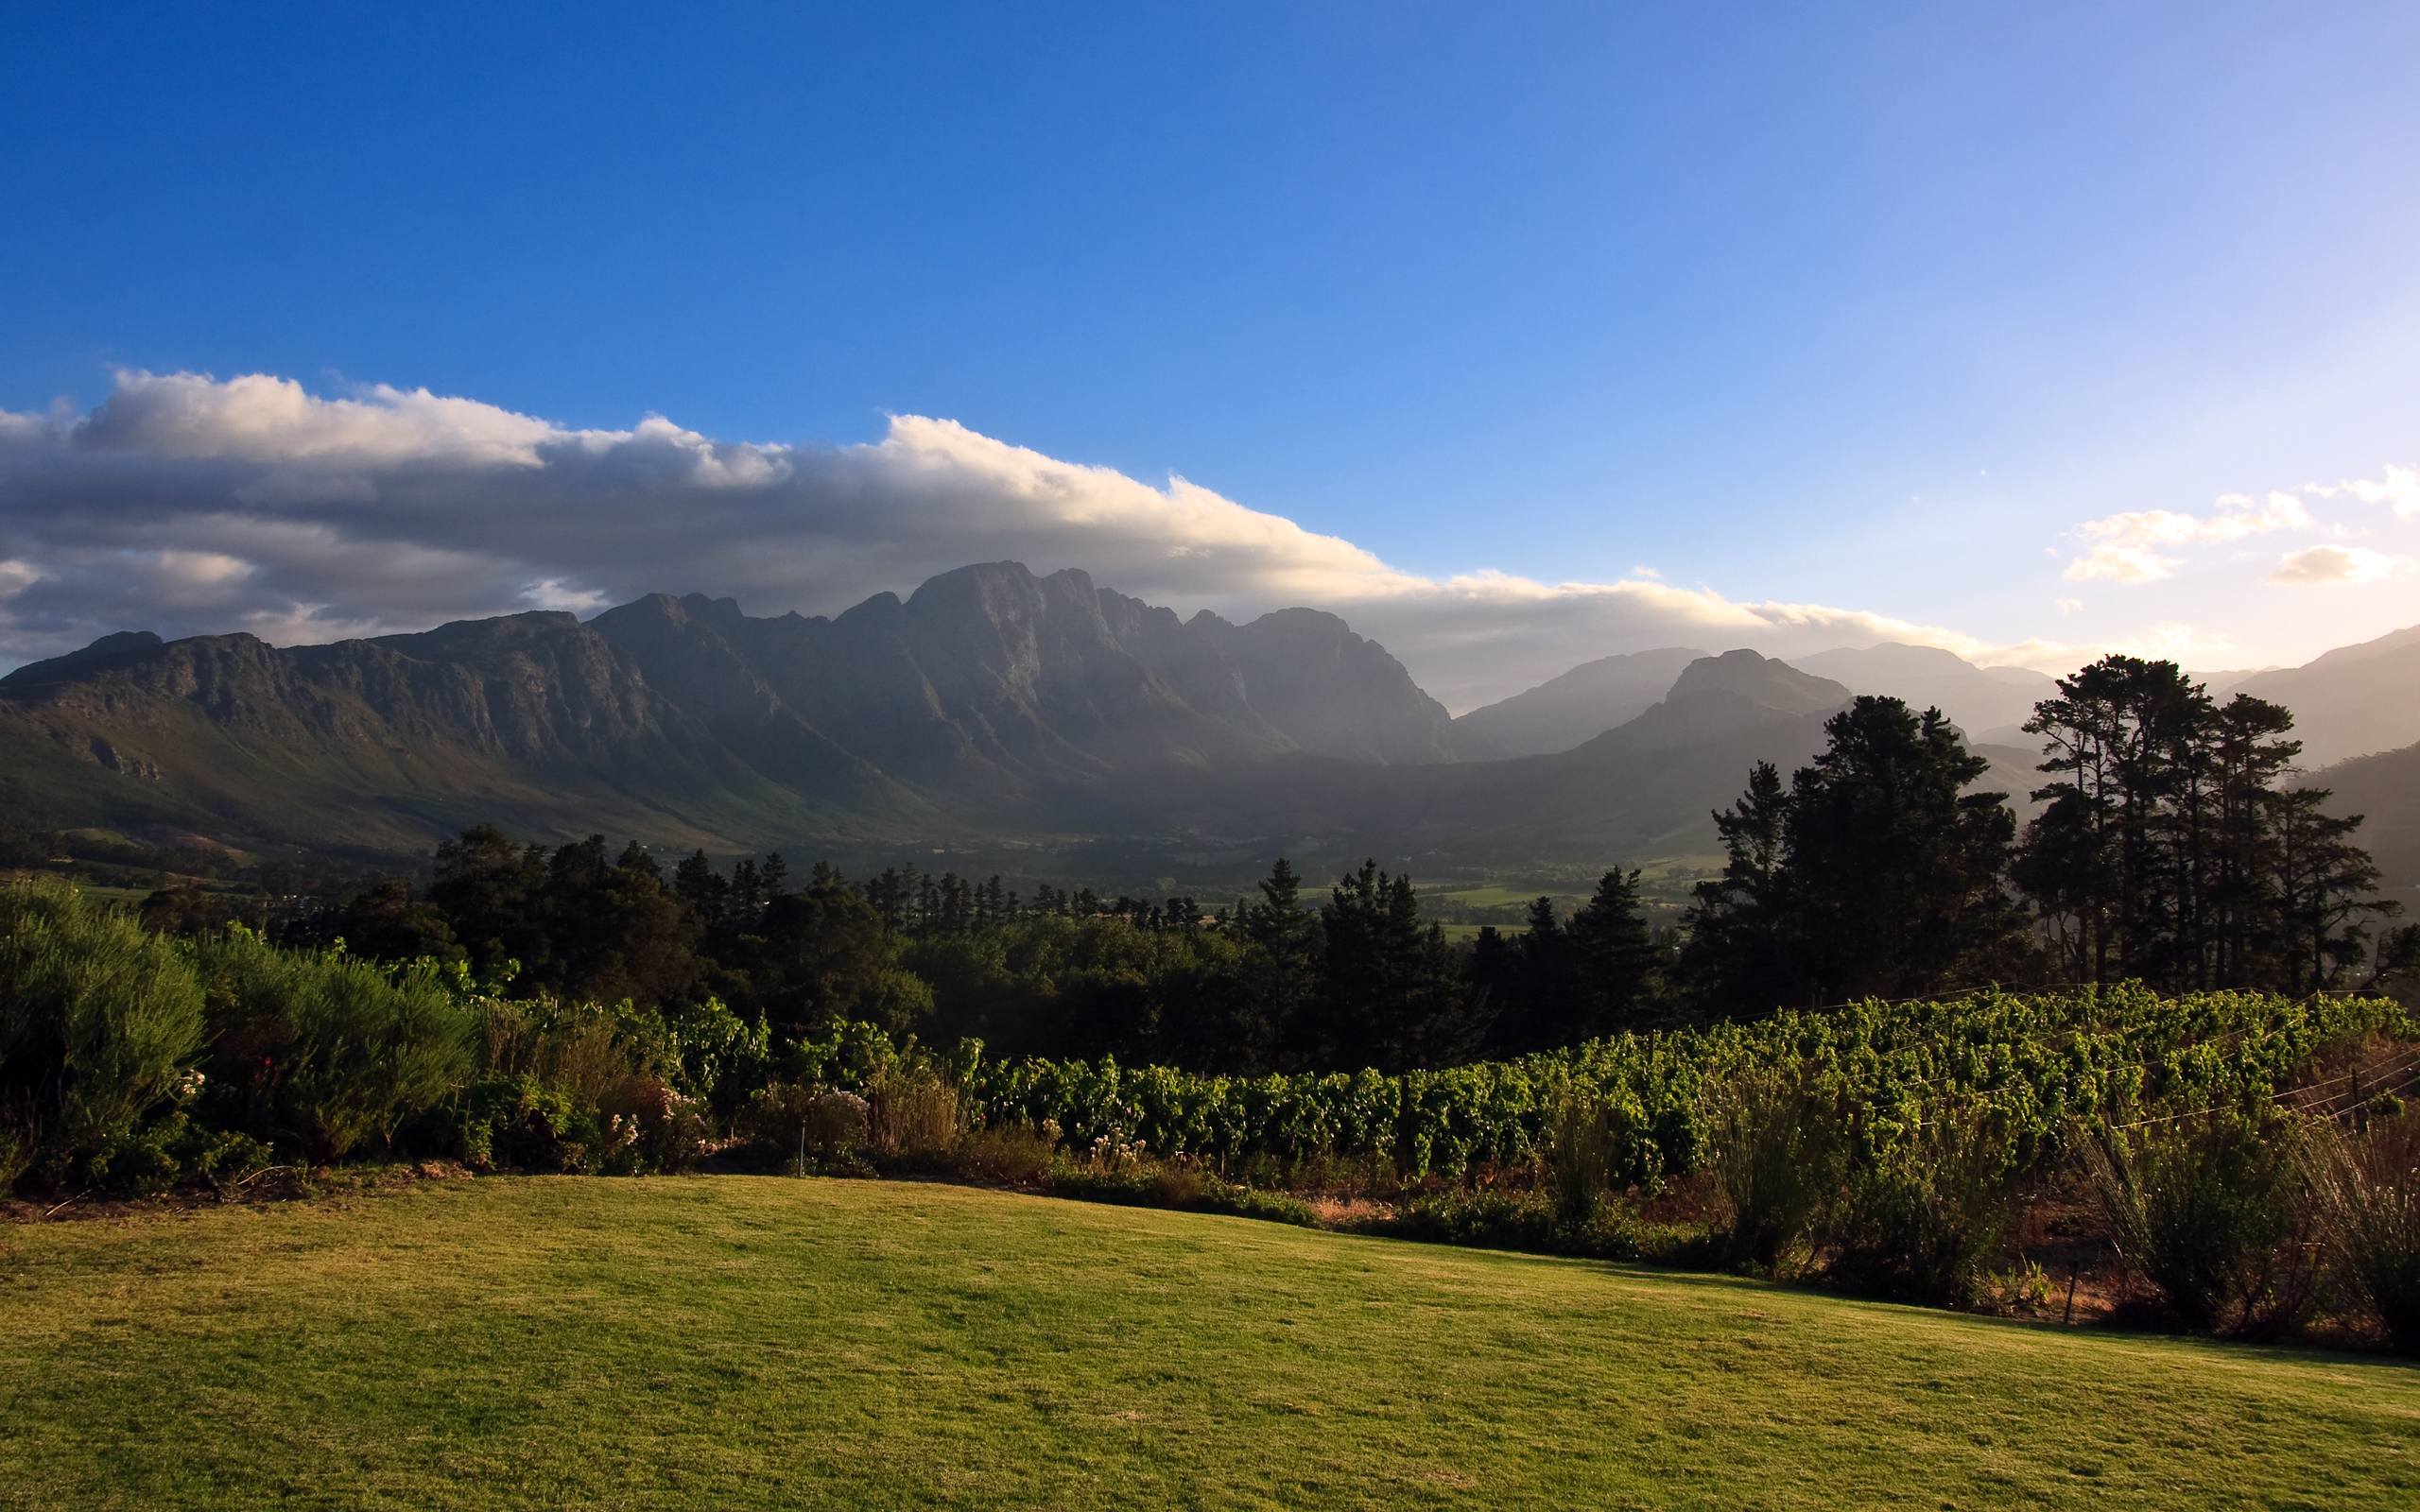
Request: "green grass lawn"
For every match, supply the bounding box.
[4,1177,2415,1510]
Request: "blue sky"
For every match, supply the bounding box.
[4,2,2418,693]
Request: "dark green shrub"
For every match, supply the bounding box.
[1543,1092,1619,1229]
[959,1121,1056,1184]
[80,1117,186,1196]
[1192,1178,1318,1228]
[2300,1110,2420,1349]
[1703,1064,1844,1273]
[1044,1159,1318,1227]
[595,1073,711,1175]
[175,1123,275,1192]
[2080,1111,2320,1338]
[188,931,475,1162]
[1393,1190,1562,1252]
[456,1075,592,1173]
[0,877,205,1190]
[1822,1116,2016,1306]
[867,1063,961,1160]
[738,1082,870,1169]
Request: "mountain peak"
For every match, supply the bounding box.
[1452,646,1711,757]
[0,629,167,693]
[1668,650,1851,714]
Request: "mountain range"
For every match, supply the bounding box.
[1452,647,1709,757]
[3,560,2413,884]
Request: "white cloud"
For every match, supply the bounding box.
[2055,597,2083,616]
[72,369,568,468]
[522,577,614,613]
[2308,462,2420,522]
[0,559,39,601]
[2063,490,2313,582]
[2267,543,2415,587]
[0,368,2212,704]
[2112,621,2238,666]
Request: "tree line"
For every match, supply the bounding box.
[1683,660,2410,1010]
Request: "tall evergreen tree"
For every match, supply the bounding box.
[677,851,731,934]
[2270,787,2400,993]
[1783,698,2027,1002]
[2014,657,2396,993]
[1319,860,1480,1069]
[1240,857,1322,1061]
[1679,761,1793,1011]
[1564,867,1663,1036]
[1683,701,2027,1011]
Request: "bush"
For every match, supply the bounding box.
[1045,1158,1319,1227]
[1703,1064,1843,1273]
[867,1063,961,1160]
[1394,1189,1563,1252]
[738,1082,870,1169]
[596,1074,712,1175]
[2080,1110,2320,1338]
[188,931,475,1162]
[1823,1116,2016,1306]
[959,1121,1057,1184]
[176,1124,275,1192]
[1192,1178,1318,1228]
[0,877,205,1190]
[2300,1111,2420,1349]
[1543,1092,1619,1229]
[456,1075,593,1173]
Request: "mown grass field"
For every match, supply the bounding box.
[4,1177,2415,1510]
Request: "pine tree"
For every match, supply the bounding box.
[673,849,729,931]
[2271,787,2399,993]
[1565,868,1662,1036]
[1679,761,1793,1012]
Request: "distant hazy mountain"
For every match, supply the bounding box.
[2231,623,2420,768]
[1673,648,1856,717]
[1789,643,2055,736]
[2312,741,2420,896]
[1435,650,1853,855]
[1103,648,1859,863]
[0,562,1487,851]
[2195,668,2275,697]
[1451,646,1708,756]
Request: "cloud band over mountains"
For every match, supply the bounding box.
[0,369,2246,709]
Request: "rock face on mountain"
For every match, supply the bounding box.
[0,609,919,852]
[0,561,1485,850]
[1452,646,1708,756]
[584,564,1483,792]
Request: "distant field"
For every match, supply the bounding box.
[1426,882,1571,910]
[5,1178,2415,1510]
